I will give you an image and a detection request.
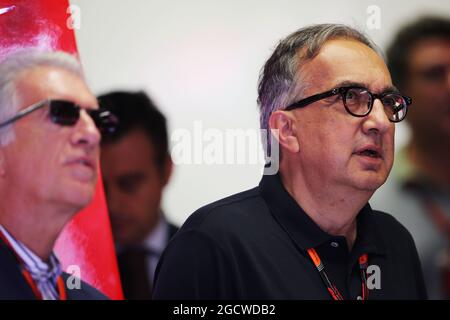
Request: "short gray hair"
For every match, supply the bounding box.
[0,49,83,146]
[258,24,380,151]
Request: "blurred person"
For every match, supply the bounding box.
[371,16,450,299]
[153,24,427,300]
[0,50,117,299]
[99,91,177,300]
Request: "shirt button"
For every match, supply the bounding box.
[330,241,339,248]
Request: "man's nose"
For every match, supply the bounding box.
[71,109,101,149]
[362,99,392,135]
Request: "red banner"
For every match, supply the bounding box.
[0,0,123,299]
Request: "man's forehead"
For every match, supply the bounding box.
[329,80,398,94]
[299,38,392,92]
[15,66,97,109]
[316,38,382,61]
[409,37,450,68]
[101,130,161,182]
[102,130,156,163]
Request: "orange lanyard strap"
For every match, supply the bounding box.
[307,248,369,300]
[358,254,369,300]
[0,231,66,300]
[22,268,67,300]
[57,275,67,300]
[21,268,43,300]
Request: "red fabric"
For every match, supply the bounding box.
[0,0,123,299]
[0,0,77,59]
[55,174,123,300]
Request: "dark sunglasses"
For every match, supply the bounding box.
[0,99,118,135]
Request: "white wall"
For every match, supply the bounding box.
[71,0,450,226]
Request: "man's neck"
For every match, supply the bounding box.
[279,170,370,250]
[0,201,75,261]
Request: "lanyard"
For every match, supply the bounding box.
[307,247,369,300]
[0,231,67,300]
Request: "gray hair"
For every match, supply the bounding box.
[257,24,380,153]
[0,49,84,146]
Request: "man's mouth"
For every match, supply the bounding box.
[356,149,380,158]
[354,145,382,159]
[64,156,97,182]
[75,159,93,168]
[67,157,95,169]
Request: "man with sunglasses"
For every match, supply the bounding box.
[0,50,116,299]
[153,24,427,300]
[372,16,450,299]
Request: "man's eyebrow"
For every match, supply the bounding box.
[333,80,399,93]
[380,85,400,93]
[334,80,367,88]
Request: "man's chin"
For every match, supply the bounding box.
[358,179,386,192]
[351,172,388,192]
[63,185,96,212]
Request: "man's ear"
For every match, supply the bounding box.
[268,110,300,154]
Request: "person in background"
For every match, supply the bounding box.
[371,16,450,299]
[0,50,116,299]
[99,91,177,300]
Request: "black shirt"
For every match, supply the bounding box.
[153,174,427,300]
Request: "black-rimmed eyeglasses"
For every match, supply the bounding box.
[0,99,118,135]
[285,86,412,123]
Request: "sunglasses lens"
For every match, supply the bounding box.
[49,100,80,126]
[49,100,118,134]
[89,110,119,135]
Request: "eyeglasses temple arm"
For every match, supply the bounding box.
[285,88,339,111]
[0,100,48,129]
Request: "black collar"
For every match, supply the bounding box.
[258,174,386,256]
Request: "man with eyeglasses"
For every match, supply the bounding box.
[372,16,450,300]
[153,24,427,300]
[0,50,116,299]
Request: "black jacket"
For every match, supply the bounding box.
[0,238,107,300]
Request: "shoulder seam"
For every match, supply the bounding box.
[194,189,261,227]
